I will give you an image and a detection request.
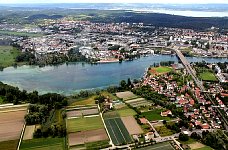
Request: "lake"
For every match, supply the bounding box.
[0,55,227,95]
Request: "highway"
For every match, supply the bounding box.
[173,46,228,130]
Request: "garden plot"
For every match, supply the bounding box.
[68,129,108,147]
[121,116,143,135]
[104,116,132,145]
[0,110,26,142]
[66,107,99,119]
[116,91,138,100]
[126,98,152,107]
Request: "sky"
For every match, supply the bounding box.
[0,0,227,4]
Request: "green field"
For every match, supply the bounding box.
[137,142,174,150]
[0,140,18,150]
[116,108,137,117]
[20,138,66,150]
[104,117,132,145]
[141,109,171,121]
[155,66,173,73]
[155,125,175,137]
[0,30,43,37]
[103,111,120,119]
[0,46,21,67]
[70,96,96,106]
[67,116,103,132]
[199,72,218,81]
[178,138,196,145]
[85,140,110,149]
[195,146,214,150]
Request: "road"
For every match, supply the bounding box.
[173,46,228,130]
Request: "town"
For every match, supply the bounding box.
[0,18,227,68]
[0,5,228,150]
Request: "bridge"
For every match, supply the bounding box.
[173,46,228,130]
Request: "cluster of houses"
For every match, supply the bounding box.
[142,66,223,131]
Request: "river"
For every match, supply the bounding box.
[0,55,227,95]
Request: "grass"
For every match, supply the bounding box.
[101,91,118,100]
[116,108,137,117]
[178,138,196,144]
[141,109,171,121]
[155,66,173,73]
[70,96,96,106]
[0,46,22,67]
[85,140,110,150]
[0,96,4,104]
[137,142,174,150]
[67,116,103,132]
[195,146,214,150]
[154,125,175,137]
[20,138,66,150]
[0,140,19,150]
[199,72,218,82]
[0,30,43,37]
[149,66,173,75]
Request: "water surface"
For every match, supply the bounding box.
[0,55,227,95]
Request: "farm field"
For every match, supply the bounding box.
[199,72,218,81]
[126,98,152,107]
[0,30,43,37]
[141,109,172,121]
[0,110,26,142]
[0,46,21,67]
[85,140,110,150]
[104,117,132,145]
[68,128,108,146]
[137,142,174,150]
[69,96,96,106]
[116,108,137,117]
[149,66,173,75]
[66,108,99,118]
[116,91,138,100]
[20,137,66,150]
[0,140,18,150]
[67,116,103,132]
[121,116,143,135]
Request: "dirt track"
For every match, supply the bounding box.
[0,110,26,142]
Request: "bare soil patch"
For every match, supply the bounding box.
[116,91,136,99]
[189,142,205,150]
[23,125,35,140]
[67,110,82,118]
[67,108,99,118]
[68,128,108,146]
[0,110,26,142]
[121,116,143,135]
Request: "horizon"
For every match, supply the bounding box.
[0,0,228,4]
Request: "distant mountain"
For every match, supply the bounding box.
[0,3,228,12]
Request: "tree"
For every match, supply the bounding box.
[120,80,127,90]
[191,132,201,140]
[127,78,132,87]
[179,133,189,141]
